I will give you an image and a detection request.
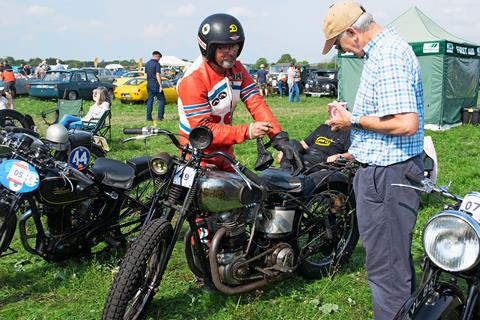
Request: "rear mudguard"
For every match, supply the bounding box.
[395,282,464,320]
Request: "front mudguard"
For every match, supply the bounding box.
[394,282,464,320]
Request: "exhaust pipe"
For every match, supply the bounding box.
[209,227,268,295]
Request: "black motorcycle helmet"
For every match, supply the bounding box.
[197,13,245,62]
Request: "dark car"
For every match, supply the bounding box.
[29,70,115,100]
[81,68,115,83]
[304,69,338,97]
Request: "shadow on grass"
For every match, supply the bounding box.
[144,245,368,319]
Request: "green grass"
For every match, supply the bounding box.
[0,95,479,319]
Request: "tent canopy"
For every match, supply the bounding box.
[105,63,124,70]
[160,56,192,68]
[338,7,480,130]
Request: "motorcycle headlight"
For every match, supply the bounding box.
[150,152,173,176]
[423,210,480,272]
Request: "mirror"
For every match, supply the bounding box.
[189,126,213,150]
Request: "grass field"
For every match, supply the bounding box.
[0,95,479,320]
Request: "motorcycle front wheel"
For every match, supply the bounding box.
[102,218,173,320]
[297,183,359,278]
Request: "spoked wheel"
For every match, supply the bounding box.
[102,218,173,320]
[0,201,17,255]
[113,172,161,244]
[297,184,359,278]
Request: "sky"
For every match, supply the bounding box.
[2,0,480,64]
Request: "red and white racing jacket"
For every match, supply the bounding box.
[177,57,282,171]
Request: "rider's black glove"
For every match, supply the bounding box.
[270,131,304,176]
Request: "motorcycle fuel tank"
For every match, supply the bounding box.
[197,171,262,213]
[39,169,96,205]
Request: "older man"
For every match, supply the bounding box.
[322,2,424,319]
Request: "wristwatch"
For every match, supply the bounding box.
[351,114,363,130]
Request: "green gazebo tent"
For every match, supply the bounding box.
[338,6,480,130]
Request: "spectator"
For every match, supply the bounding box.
[59,87,111,129]
[36,60,49,78]
[256,64,269,96]
[1,62,16,97]
[288,63,300,103]
[53,59,65,71]
[323,2,424,319]
[277,69,287,97]
[0,88,14,110]
[145,50,165,125]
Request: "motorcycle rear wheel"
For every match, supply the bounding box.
[0,202,17,255]
[102,218,173,320]
[297,183,359,278]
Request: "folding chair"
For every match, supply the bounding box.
[41,99,84,125]
[81,109,112,140]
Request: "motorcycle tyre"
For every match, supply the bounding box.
[297,183,359,279]
[0,204,17,255]
[102,218,173,320]
[0,109,31,129]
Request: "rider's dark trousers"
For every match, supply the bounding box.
[353,156,423,320]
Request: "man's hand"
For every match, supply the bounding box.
[327,101,352,132]
[251,121,273,138]
[159,87,163,93]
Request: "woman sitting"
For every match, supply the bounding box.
[59,87,110,130]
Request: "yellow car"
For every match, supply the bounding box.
[113,71,146,86]
[114,77,178,104]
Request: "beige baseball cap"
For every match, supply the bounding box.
[322,2,365,54]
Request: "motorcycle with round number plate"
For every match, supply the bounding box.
[101,126,359,320]
[393,174,480,319]
[0,128,161,260]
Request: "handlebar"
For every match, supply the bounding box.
[123,127,186,151]
[394,172,463,203]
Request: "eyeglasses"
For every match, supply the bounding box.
[217,44,240,54]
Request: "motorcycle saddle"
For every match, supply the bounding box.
[90,158,135,190]
[259,168,307,193]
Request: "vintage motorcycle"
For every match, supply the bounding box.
[102,126,359,320]
[0,127,158,260]
[394,173,480,319]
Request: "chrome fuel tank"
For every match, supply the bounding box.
[197,171,262,213]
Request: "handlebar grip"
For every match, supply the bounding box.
[123,128,145,135]
[405,172,423,185]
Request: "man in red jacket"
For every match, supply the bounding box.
[177,13,302,174]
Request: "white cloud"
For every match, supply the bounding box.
[176,4,195,17]
[143,23,175,39]
[26,5,53,17]
[226,7,255,18]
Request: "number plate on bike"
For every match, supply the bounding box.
[173,166,196,188]
[460,192,480,219]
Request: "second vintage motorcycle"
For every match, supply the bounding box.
[0,127,158,261]
[102,126,359,320]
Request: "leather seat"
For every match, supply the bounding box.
[90,158,135,189]
[258,168,308,193]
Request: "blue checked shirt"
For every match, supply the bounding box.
[349,26,424,166]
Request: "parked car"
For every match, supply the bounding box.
[114,77,177,104]
[81,68,115,83]
[304,69,338,97]
[113,71,146,86]
[267,64,290,94]
[0,70,37,96]
[29,70,115,100]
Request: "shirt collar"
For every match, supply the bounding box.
[362,26,397,60]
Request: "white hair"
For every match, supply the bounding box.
[338,12,375,39]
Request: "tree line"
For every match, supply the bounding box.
[1,54,337,69]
